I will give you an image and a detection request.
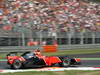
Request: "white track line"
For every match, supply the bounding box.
[0,67,100,73]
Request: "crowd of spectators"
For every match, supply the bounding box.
[0,0,100,34]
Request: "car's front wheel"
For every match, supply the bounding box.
[60,58,70,67]
[11,60,22,69]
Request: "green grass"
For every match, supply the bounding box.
[43,49,100,56]
[93,0,100,2]
[1,49,100,59]
[0,71,100,75]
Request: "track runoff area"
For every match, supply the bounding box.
[1,47,100,73]
[0,53,100,73]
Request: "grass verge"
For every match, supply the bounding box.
[43,49,100,56]
[0,49,100,59]
[1,71,100,75]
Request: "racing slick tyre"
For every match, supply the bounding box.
[60,58,70,67]
[11,60,22,69]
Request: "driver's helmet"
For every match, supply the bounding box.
[34,49,41,56]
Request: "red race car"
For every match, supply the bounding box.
[7,50,81,69]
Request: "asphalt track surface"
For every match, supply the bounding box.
[0,53,100,69]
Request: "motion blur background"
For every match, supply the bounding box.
[0,0,100,51]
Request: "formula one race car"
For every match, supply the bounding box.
[7,50,81,69]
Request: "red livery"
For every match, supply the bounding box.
[7,50,81,69]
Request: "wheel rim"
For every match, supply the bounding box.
[63,59,70,66]
[13,60,21,69]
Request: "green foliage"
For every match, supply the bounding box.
[89,0,100,2]
[95,0,100,2]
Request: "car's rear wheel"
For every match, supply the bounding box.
[11,60,22,69]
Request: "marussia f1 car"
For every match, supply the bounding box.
[7,50,81,69]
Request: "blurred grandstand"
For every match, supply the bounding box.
[0,0,100,47]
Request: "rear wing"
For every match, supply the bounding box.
[7,52,18,56]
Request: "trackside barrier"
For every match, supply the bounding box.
[0,46,42,53]
[58,44,100,50]
[42,45,57,52]
[0,44,100,53]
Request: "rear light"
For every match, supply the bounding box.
[8,58,13,62]
[9,58,13,61]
